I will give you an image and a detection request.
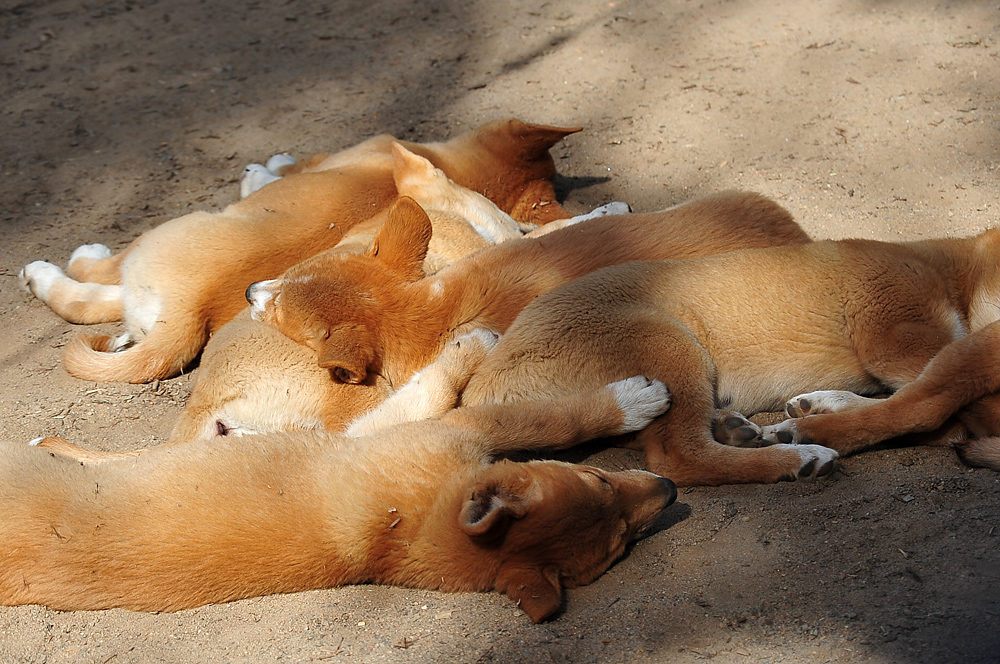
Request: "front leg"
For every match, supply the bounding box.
[345,329,500,437]
[447,376,670,456]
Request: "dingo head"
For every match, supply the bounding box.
[459,460,677,622]
[246,196,433,385]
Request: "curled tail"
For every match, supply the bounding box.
[957,438,1000,471]
[63,326,206,384]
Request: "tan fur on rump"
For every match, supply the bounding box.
[19,119,577,383]
[2,340,676,622]
[459,233,1000,484]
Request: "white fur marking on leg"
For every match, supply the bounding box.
[265,154,297,174]
[240,164,282,198]
[786,390,880,417]
[773,443,839,479]
[19,261,66,300]
[611,376,671,434]
[524,202,634,239]
[572,201,632,222]
[69,243,113,265]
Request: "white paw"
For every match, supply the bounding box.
[773,443,839,479]
[610,376,671,434]
[240,164,282,198]
[28,437,44,446]
[588,201,632,217]
[19,261,65,299]
[433,328,501,378]
[785,390,877,418]
[568,201,633,225]
[265,153,297,174]
[760,419,798,445]
[69,243,113,265]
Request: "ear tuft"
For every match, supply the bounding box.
[367,197,432,281]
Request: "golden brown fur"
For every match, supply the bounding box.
[248,190,810,392]
[254,191,1000,485]
[1,336,675,623]
[170,145,615,442]
[19,119,576,383]
[758,318,1000,468]
[459,234,1000,484]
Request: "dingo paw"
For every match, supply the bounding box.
[610,376,671,434]
[240,164,282,198]
[712,410,762,447]
[69,243,112,264]
[438,328,500,376]
[773,443,839,480]
[786,390,875,417]
[265,153,297,174]
[20,261,65,299]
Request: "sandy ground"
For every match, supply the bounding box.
[2,0,999,662]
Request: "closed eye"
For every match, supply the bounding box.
[584,470,614,490]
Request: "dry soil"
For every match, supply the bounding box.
[1,0,999,662]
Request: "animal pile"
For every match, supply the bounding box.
[8,119,999,622]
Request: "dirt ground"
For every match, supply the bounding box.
[2,0,999,662]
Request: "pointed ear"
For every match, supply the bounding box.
[367,196,432,281]
[391,142,438,190]
[459,469,541,540]
[505,119,582,159]
[503,566,564,623]
[316,326,376,384]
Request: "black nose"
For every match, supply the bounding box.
[659,476,678,507]
[245,282,258,305]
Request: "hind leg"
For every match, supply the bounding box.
[630,332,836,486]
[20,261,124,324]
[762,320,1000,457]
[66,244,129,284]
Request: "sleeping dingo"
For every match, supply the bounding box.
[19,119,576,383]
[2,331,675,623]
